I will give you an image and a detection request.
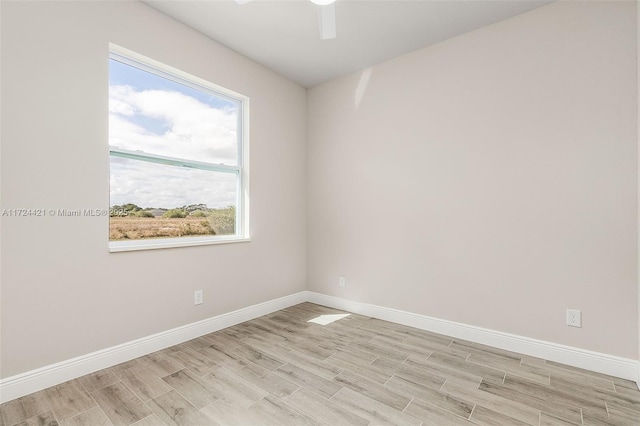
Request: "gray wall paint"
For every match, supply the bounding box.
[307,1,638,358]
[0,1,307,378]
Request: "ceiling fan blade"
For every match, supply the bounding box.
[318,3,336,40]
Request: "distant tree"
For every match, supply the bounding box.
[163,209,187,218]
[110,203,142,217]
[134,211,155,218]
[182,204,208,213]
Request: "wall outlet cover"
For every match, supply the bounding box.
[566,309,581,327]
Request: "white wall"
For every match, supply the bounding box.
[0,0,307,378]
[308,1,638,359]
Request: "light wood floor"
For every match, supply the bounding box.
[1,303,639,426]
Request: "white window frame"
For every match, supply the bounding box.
[108,44,250,252]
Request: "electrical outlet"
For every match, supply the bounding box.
[338,276,346,288]
[566,309,581,327]
[194,290,203,305]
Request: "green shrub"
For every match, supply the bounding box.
[133,211,155,218]
[163,209,187,218]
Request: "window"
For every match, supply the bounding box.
[108,46,249,252]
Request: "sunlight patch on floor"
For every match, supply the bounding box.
[307,313,350,325]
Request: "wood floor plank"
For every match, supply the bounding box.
[333,369,411,411]
[110,360,141,376]
[509,374,609,411]
[428,352,506,385]
[372,335,436,359]
[233,344,285,371]
[250,318,298,339]
[145,390,213,426]
[270,345,344,380]
[403,396,474,425]
[17,396,48,421]
[198,367,267,408]
[326,322,383,342]
[60,407,112,426]
[403,337,471,359]
[218,325,254,342]
[550,375,640,416]
[614,384,640,402]
[545,360,631,388]
[466,352,551,385]
[285,387,369,426]
[402,356,479,388]
[607,399,640,420]
[164,347,219,377]
[441,378,541,425]
[198,344,250,372]
[382,357,449,391]
[332,343,380,365]
[77,368,120,393]
[304,324,355,347]
[607,402,640,426]
[385,374,474,418]
[330,387,421,426]
[116,365,174,402]
[17,391,52,423]
[234,363,300,398]
[242,322,287,344]
[539,412,581,426]
[13,411,58,426]
[137,353,184,378]
[45,380,96,421]
[356,322,408,343]
[469,404,531,426]
[450,340,523,362]
[273,363,342,399]
[582,410,639,426]
[478,379,583,424]
[90,383,152,426]
[327,351,392,385]
[541,364,616,392]
[161,369,216,409]
[129,414,165,426]
[348,339,410,363]
[200,399,264,426]
[175,336,215,352]
[279,336,336,361]
[1,399,28,426]
[391,325,455,347]
[269,314,313,332]
[246,395,323,426]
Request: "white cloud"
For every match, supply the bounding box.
[109,85,239,209]
[110,157,236,209]
[109,84,238,165]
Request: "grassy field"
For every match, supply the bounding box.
[110,212,234,240]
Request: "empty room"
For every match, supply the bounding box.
[1,0,639,425]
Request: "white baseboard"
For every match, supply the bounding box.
[0,291,308,403]
[306,292,640,386]
[2,290,638,403]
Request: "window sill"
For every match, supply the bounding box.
[109,235,251,252]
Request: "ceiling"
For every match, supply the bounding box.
[144,0,553,87]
